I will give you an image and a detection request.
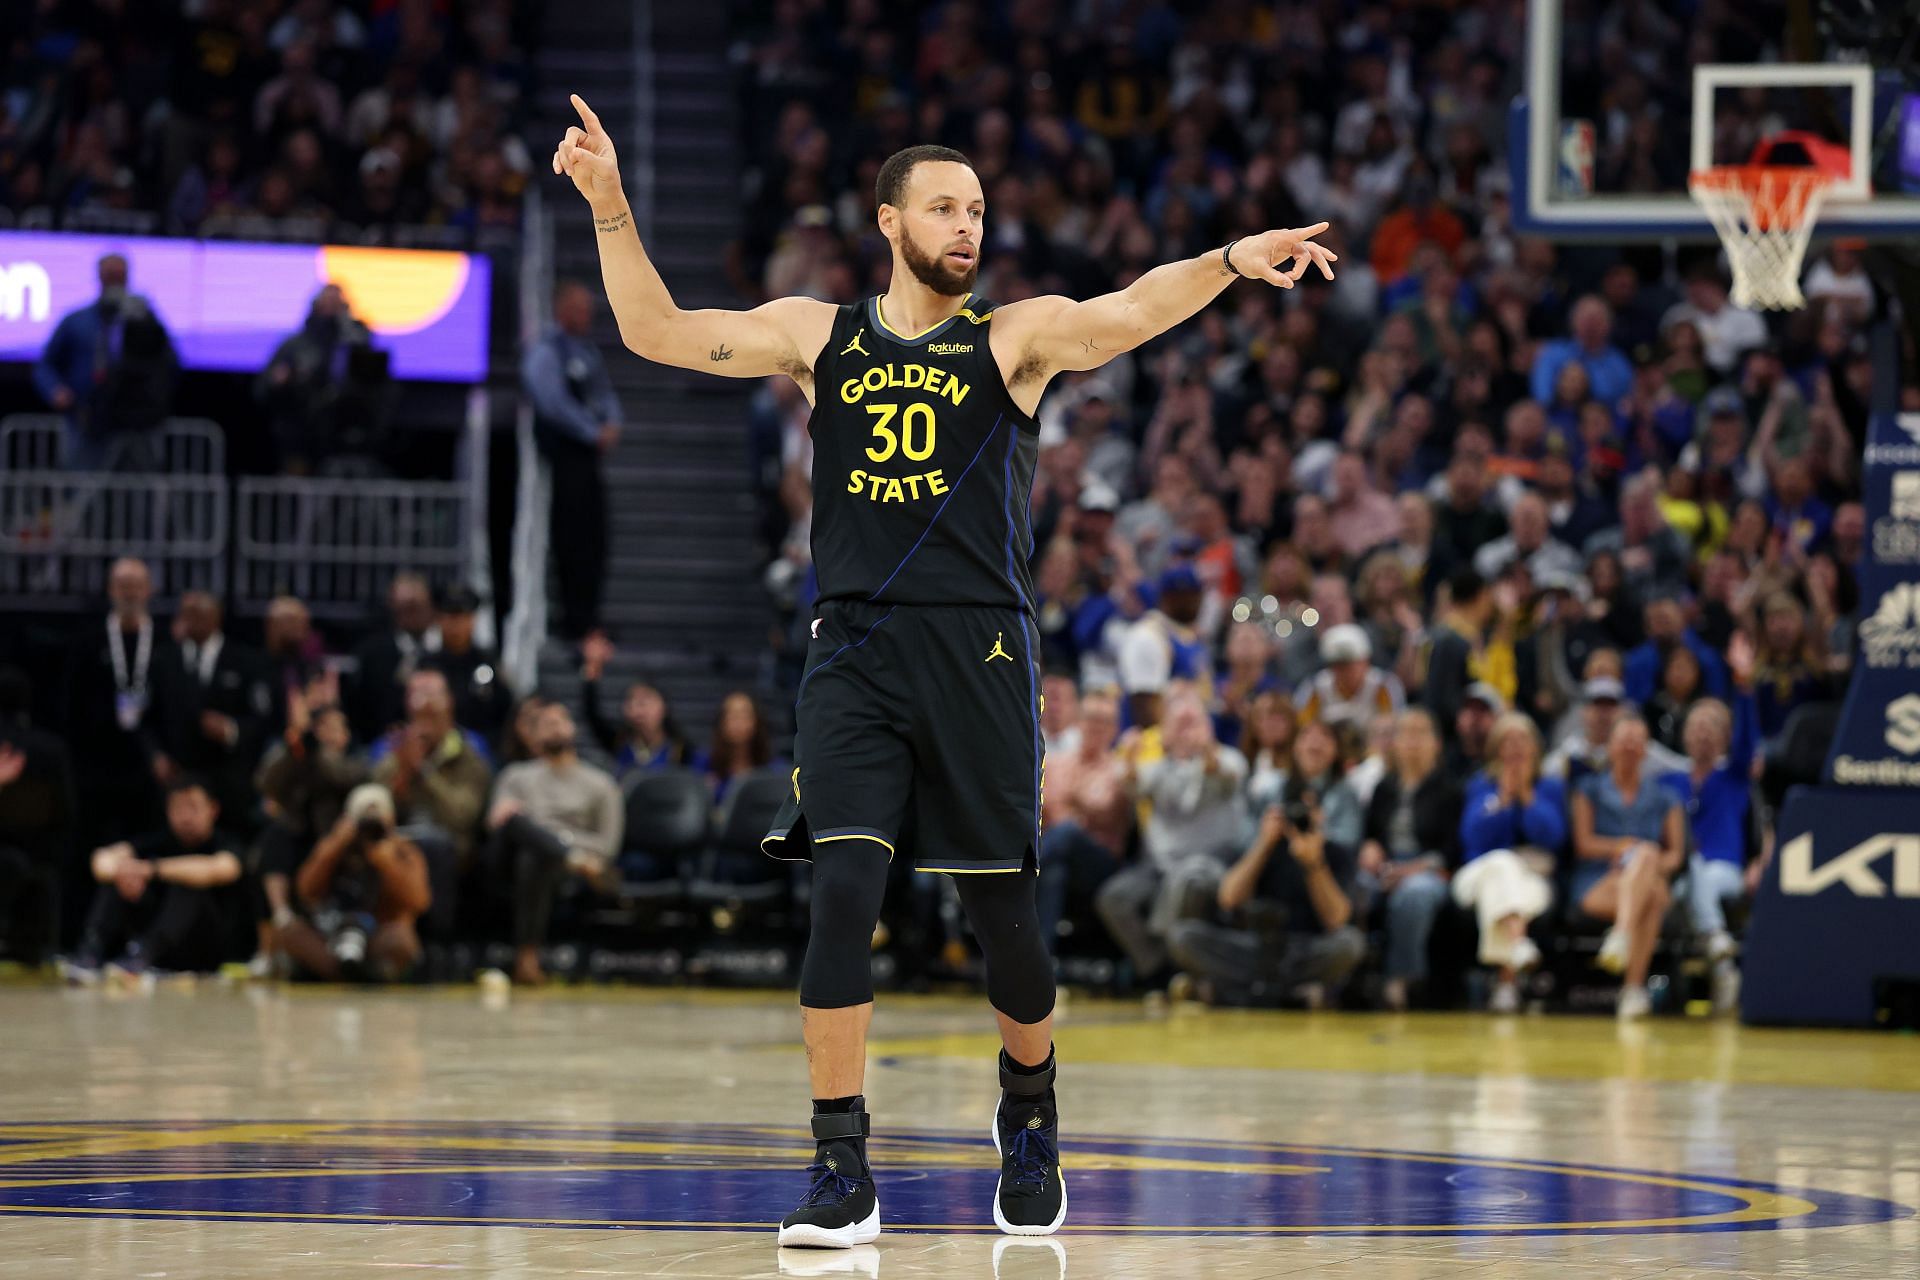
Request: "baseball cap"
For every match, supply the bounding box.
[343,783,396,826]
[1533,567,1589,601]
[1319,623,1372,664]
[437,582,481,614]
[1076,482,1119,514]
[1158,565,1202,595]
[1703,386,1745,418]
[1583,676,1626,703]
[1463,682,1506,714]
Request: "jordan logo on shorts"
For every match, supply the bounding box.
[840,329,870,358]
[985,632,1013,663]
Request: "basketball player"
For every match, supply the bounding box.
[553,94,1334,1247]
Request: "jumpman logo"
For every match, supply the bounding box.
[985,632,1014,663]
[841,328,870,357]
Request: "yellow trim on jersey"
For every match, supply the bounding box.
[873,298,992,341]
[917,865,1033,875]
[874,298,946,341]
[814,832,897,856]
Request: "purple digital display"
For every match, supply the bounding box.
[0,231,491,382]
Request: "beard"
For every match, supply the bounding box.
[899,229,977,297]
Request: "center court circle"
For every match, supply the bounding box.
[0,1121,1907,1236]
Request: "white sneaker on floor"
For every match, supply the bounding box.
[1703,929,1737,962]
[993,1237,1067,1280]
[1711,959,1742,1014]
[1509,937,1541,972]
[1596,929,1629,975]
[1616,985,1652,1020]
[1381,977,1408,1012]
[778,1244,880,1277]
[58,959,100,987]
[1488,981,1520,1014]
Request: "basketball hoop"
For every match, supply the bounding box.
[1688,165,1834,311]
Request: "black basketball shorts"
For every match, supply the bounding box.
[762,599,1042,874]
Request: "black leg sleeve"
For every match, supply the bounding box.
[799,841,891,1009]
[954,870,1056,1025]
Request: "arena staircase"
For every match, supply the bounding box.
[530,3,772,755]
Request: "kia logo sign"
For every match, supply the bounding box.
[0,262,51,323]
[1779,832,1920,897]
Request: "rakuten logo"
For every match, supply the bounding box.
[1779,832,1920,898]
[0,262,51,323]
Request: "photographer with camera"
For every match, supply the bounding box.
[1167,782,1365,1009]
[275,784,431,982]
[33,253,179,471]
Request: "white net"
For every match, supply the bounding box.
[1689,167,1834,311]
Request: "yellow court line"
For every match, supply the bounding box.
[0,1138,1821,1232]
[0,1123,344,1168]
[0,1201,1820,1234]
[0,1156,1323,1193]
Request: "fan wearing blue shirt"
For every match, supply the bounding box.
[1529,296,1635,408]
[1660,634,1758,992]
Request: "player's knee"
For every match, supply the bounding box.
[799,841,889,1010]
[956,872,1055,1025]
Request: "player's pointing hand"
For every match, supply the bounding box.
[553,93,624,205]
[1226,223,1338,289]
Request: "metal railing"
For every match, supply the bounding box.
[0,414,226,475]
[0,468,227,606]
[235,476,468,620]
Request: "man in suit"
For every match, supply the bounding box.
[348,573,440,744]
[63,558,171,857]
[150,592,272,836]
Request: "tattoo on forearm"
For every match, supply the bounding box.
[594,209,631,234]
[1080,339,1100,355]
[710,343,734,362]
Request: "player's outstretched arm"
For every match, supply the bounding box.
[553,95,832,382]
[998,225,1337,380]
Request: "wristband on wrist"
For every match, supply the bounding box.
[1222,238,1246,278]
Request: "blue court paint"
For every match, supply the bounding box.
[0,1122,1908,1236]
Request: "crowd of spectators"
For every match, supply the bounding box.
[733,0,1884,1013]
[0,561,789,989]
[0,1,1893,1017]
[0,0,533,242]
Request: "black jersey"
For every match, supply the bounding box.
[804,294,1039,610]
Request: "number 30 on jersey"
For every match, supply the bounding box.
[846,402,947,504]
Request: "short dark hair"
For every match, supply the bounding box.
[1448,564,1487,605]
[165,773,215,801]
[875,145,974,210]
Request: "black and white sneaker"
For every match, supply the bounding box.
[992,1050,1067,1236]
[778,1108,881,1248]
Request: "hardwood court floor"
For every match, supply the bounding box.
[0,981,1913,1278]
